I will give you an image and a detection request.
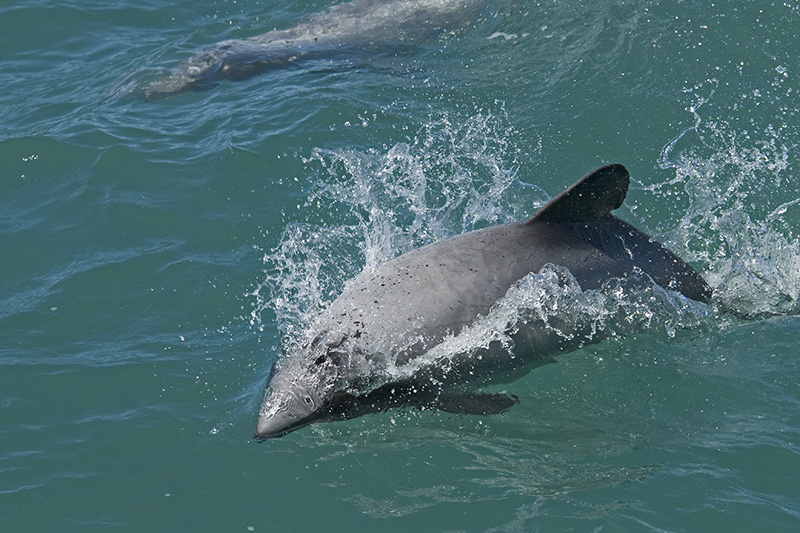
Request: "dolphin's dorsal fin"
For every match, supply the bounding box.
[526,164,630,224]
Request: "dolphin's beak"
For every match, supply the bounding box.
[253,412,309,440]
[253,374,321,440]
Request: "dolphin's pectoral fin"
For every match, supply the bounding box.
[435,392,519,415]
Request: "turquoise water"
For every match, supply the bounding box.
[2,0,800,530]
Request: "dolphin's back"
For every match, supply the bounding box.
[317,164,710,371]
[527,164,711,303]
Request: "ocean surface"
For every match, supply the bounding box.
[2,0,799,530]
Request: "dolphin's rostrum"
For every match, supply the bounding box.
[254,164,712,439]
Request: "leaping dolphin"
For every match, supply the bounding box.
[143,0,485,100]
[254,164,712,439]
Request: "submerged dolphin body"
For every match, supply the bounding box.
[144,0,484,100]
[254,164,711,439]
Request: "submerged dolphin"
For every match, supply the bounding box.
[143,0,484,100]
[254,164,711,439]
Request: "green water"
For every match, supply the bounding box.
[2,0,799,530]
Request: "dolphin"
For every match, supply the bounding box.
[143,0,485,100]
[254,164,712,439]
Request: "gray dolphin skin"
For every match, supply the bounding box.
[254,164,712,439]
[144,0,484,100]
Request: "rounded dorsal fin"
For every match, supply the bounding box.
[526,164,630,224]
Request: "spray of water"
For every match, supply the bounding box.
[657,81,800,318]
[252,109,722,374]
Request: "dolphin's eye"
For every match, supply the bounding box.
[303,395,314,406]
